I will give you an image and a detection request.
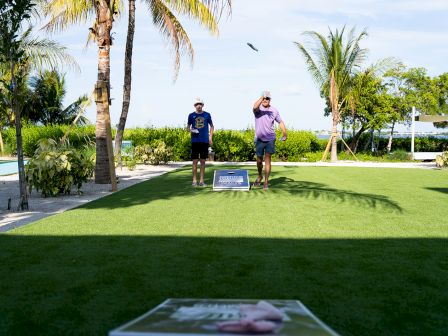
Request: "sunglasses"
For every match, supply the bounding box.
[194,103,203,106]
[263,97,271,101]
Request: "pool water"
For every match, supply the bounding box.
[0,160,27,176]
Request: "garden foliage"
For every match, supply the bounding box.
[134,140,174,165]
[2,125,448,161]
[3,124,95,156]
[435,151,448,168]
[25,138,94,196]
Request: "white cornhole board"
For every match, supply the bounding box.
[213,169,250,191]
[109,298,340,336]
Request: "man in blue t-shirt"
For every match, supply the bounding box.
[187,97,214,187]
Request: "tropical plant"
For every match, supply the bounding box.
[294,26,368,161]
[25,138,95,196]
[435,151,448,168]
[43,0,119,186]
[134,140,173,165]
[28,70,89,125]
[114,0,232,164]
[43,0,231,185]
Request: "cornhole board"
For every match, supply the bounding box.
[212,169,250,191]
[109,298,340,336]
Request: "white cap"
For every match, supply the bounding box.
[261,90,271,99]
[194,97,204,105]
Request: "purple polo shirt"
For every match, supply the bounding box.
[253,105,282,141]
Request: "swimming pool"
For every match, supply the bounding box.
[0,160,28,176]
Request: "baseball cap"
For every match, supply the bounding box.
[194,97,204,105]
[262,90,271,99]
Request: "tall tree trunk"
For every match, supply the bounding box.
[11,62,28,210]
[114,0,135,161]
[329,74,339,162]
[0,129,4,154]
[349,125,366,153]
[94,0,116,189]
[386,121,395,154]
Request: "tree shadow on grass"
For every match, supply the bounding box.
[268,176,402,213]
[80,167,402,213]
[0,235,446,336]
[425,187,448,195]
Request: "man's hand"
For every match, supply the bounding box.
[209,136,213,146]
[280,134,287,141]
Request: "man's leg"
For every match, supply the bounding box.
[192,159,198,185]
[199,159,206,184]
[256,156,263,182]
[264,153,271,189]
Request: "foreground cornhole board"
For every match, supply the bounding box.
[213,169,250,191]
[109,298,340,336]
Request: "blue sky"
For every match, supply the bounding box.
[50,0,448,132]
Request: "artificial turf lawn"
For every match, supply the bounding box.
[1,166,447,336]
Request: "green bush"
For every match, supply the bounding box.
[436,151,448,168]
[273,131,319,161]
[134,140,173,165]
[124,127,190,161]
[3,124,95,156]
[387,150,412,162]
[212,130,255,161]
[25,139,95,196]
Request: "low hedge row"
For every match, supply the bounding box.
[2,125,447,160]
[2,124,96,156]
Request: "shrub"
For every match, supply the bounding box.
[134,140,173,165]
[212,130,255,161]
[25,139,95,196]
[387,150,412,162]
[3,124,95,156]
[436,151,448,168]
[273,131,319,161]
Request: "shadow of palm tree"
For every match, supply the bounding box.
[79,167,402,213]
[267,176,402,212]
[425,187,448,195]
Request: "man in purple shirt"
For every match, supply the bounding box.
[252,91,287,190]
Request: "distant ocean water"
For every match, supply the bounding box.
[315,133,448,140]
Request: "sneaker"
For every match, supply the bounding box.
[192,182,197,187]
[199,182,207,187]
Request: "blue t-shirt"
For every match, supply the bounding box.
[188,111,213,143]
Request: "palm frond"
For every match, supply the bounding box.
[163,0,230,35]
[22,32,80,72]
[42,0,95,34]
[293,41,325,89]
[148,0,194,80]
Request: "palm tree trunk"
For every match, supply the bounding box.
[349,125,366,153]
[0,129,4,154]
[11,62,28,210]
[94,0,116,188]
[114,0,136,161]
[386,121,395,154]
[329,74,339,162]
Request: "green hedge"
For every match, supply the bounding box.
[3,124,96,156]
[345,133,448,153]
[4,125,446,161]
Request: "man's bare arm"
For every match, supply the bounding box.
[279,121,287,139]
[253,97,264,112]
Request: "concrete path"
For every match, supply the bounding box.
[0,160,438,232]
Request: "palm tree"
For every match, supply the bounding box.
[28,70,89,125]
[43,0,119,186]
[0,0,78,209]
[294,26,368,161]
[43,0,231,184]
[115,0,231,161]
